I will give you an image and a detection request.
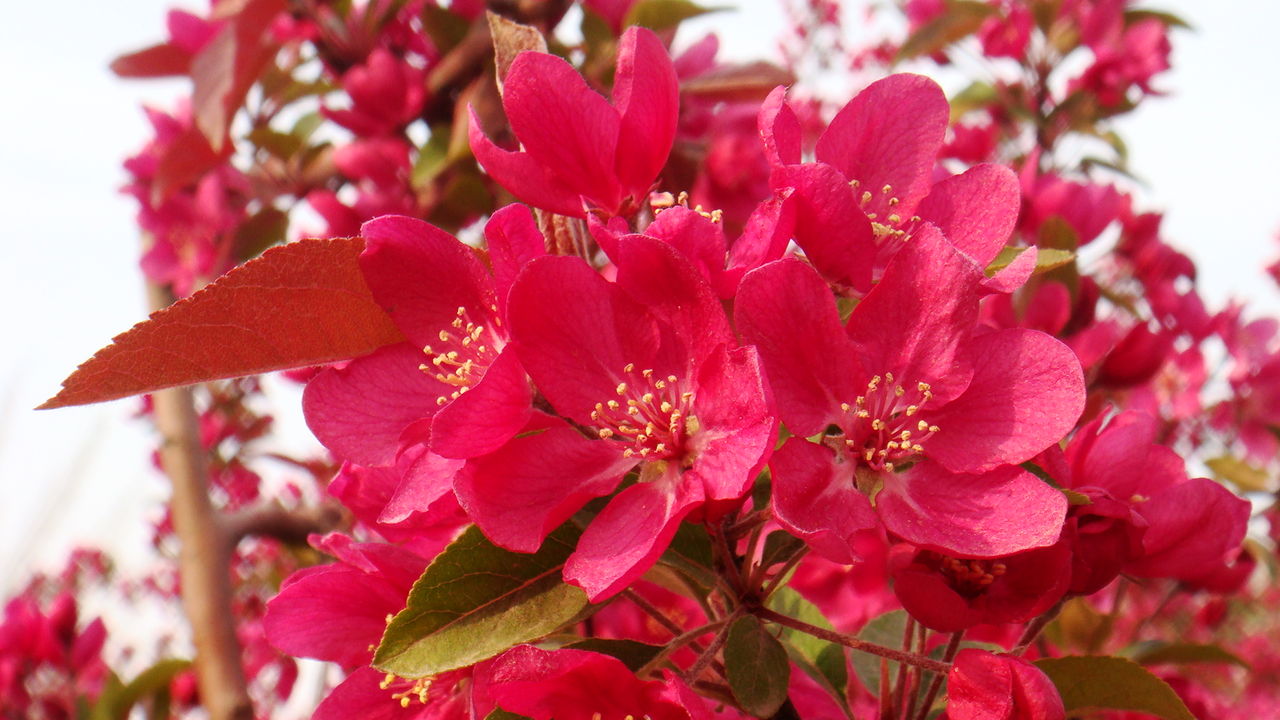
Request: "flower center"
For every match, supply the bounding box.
[590,363,700,462]
[649,190,724,223]
[925,552,1008,598]
[418,304,503,405]
[380,672,433,709]
[848,179,920,240]
[840,372,940,472]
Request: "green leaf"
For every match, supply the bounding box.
[949,81,997,121]
[985,246,1075,276]
[1128,641,1249,668]
[90,659,191,720]
[565,638,665,672]
[658,521,717,590]
[1206,455,1270,492]
[1124,9,1192,30]
[624,0,719,31]
[374,524,591,677]
[761,531,806,570]
[767,588,850,715]
[850,610,906,694]
[1034,655,1195,720]
[725,615,791,718]
[421,3,471,52]
[1048,597,1113,654]
[897,0,997,60]
[485,710,534,720]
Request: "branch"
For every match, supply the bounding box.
[222,500,343,546]
[755,608,951,674]
[149,281,252,720]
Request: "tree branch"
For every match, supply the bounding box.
[148,283,252,720]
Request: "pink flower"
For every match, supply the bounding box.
[1053,410,1252,584]
[324,48,428,137]
[475,645,712,720]
[469,27,678,219]
[760,75,1021,294]
[737,225,1082,562]
[303,207,544,519]
[889,541,1070,632]
[454,236,776,599]
[945,649,1064,720]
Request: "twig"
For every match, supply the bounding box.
[756,608,950,674]
[912,631,964,720]
[1013,599,1064,656]
[222,500,343,546]
[148,285,252,720]
[635,619,728,679]
[622,587,685,637]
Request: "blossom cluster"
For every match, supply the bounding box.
[18,0,1277,718]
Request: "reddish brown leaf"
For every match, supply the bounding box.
[152,124,233,203]
[111,43,193,78]
[192,0,286,149]
[40,237,404,409]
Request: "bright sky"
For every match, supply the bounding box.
[1,0,1278,595]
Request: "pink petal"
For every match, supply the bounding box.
[430,349,533,458]
[613,27,679,200]
[815,74,948,220]
[615,234,733,363]
[686,345,777,503]
[359,215,497,350]
[453,414,633,553]
[508,255,659,425]
[485,203,547,317]
[642,206,729,291]
[926,329,1085,472]
[1126,478,1252,581]
[469,107,586,217]
[504,52,622,211]
[916,164,1020,267]
[981,246,1038,294]
[758,86,802,166]
[380,422,466,524]
[773,163,876,294]
[845,224,981,399]
[565,470,704,600]
[876,462,1067,557]
[723,192,796,294]
[770,438,882,564]
[302,342,444,466]
[736,258,863,437]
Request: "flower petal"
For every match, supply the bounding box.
[737,258,864,437]
[302,342,444,466]
[613,27,679,200]
[453,413,633,553]
[815,73,948,220]
[469,107,586,217]
[916,163,1020,267]
[430,349,533,458]
[565,470,704,600]
[770,438,882,564]
[876,462,1067,557]
[926,328,1085,473]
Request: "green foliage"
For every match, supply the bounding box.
[374,524,590,677]
[725,614,792,718]
[1034,655,1196,720]
[897,1,997,60]
[767,588,850,716]
[624,0,718,31]
[89,659,191,720]
[1127,641,1250,668]
[850,610,906,694]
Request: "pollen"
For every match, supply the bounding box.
[417,305,503,405]
[839,372,941,471]
[591,363,700,465]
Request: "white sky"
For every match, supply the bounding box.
[1,0,1278,595]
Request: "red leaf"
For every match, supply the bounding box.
[191,0,285,149]
[111,43,193,78]
[152,124,233,203]
[40,237,404,409]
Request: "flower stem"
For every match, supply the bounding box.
[755,608,951,674]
